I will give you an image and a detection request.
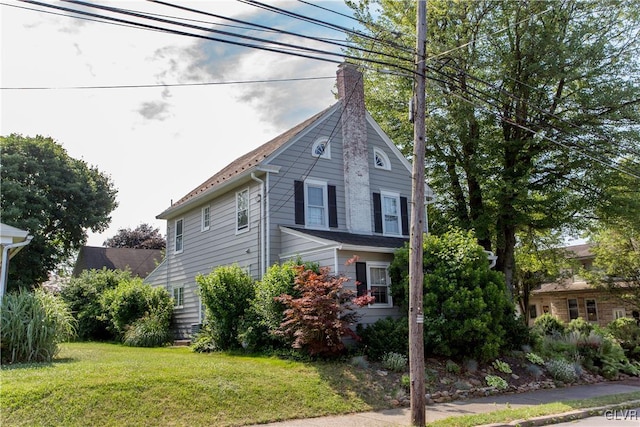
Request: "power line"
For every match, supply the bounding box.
[0,76,335,90]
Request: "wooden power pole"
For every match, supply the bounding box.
[409,1,427,426]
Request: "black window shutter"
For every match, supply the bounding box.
[373,192,383,233]
[328,185,338,228]
[400,196,409,236]
[355,262,367,297]
[294,180,305,225]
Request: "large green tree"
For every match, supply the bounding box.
[103,223,165,250]
[1,134,118,290]
[347,0,640,295]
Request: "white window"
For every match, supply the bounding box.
[381,191,401,235]
[613,308,626,319]
[174,218,183,253]
[305,179,328,229]
[311,137,330,159]
[173,286,184,308]
[236,188,249,232]
[201,205,210,231]
[368,263,392,307]
[373,148,391,170]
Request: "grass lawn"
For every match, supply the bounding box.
[1,342,395,426]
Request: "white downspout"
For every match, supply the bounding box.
[251,172,266,277]
[0,236,33,299]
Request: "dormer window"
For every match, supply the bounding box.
[312,137,330,159]
[373,148,390,170]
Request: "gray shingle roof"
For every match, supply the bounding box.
[72,246,163,278]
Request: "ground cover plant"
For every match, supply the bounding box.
[0,342,397,426]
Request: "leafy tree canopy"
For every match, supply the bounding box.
[1,134,118,290]
[103,223,165,250]
[346,0,640,294]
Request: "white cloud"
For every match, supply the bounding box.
[1,1,346,247]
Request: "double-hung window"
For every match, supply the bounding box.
[173,286,184,308]
[236,188,249,232]
[174,218,183,253]
[585,299,598,322]
[356,262,392,308]
[568,298,579,320]
[381,192,401,235]
[201,205,210,231]
[304,179,328,229]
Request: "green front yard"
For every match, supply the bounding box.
[1,342,393,426]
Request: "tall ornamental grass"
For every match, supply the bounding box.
[1,289,76,364]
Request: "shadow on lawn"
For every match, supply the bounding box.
[313,360,403,410]
[0,357,77,371]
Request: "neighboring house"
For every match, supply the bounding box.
[0,223,33,299]
[527,244,639,327]
[73,246,163,279]
[145,63,435,338]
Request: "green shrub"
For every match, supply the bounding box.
[567,317,593,337]
[485,375,508,390]
[607,317,640,361]
[357,317,409,361]
[446,359,461,374]
[492,359,512,374]
[525,352,545,365]
[123,311,172,347]
[60,268,131,341]
[533,313,566,337]
[381,352,408,372]
[389,228,511,362]
[197,264,255,350]
[190,323,218,353]
[545,359,579,383]
[1,289,76,364]
[100,278,173,341]
[401,374,411,391]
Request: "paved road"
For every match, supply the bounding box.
[550,407,640,427]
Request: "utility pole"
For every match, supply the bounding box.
[409,1,427,426]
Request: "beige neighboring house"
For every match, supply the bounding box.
[0,223,33,299]
[528,244,639,327]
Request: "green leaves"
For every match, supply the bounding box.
[0,134,118,289]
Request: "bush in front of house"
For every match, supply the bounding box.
[100,278,173,344]
[532,313,566,337]
[123,310,173,347]
[607,317,640,361]
[197,264,255,350]
[357,316,408,361]
[275,265,373,358]
[60,268,132,341]
[389,227,511,362]
[1,289,76,364]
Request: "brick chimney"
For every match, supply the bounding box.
[337,63,372,234]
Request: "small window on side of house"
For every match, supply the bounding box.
[201,205,210,231]
[381,192,401,236]
[568,298,579,320]
[311,138,330,159]
[236,188,249,232]
[613,308,626,319]
[174,218,184,254]
[173,286,184,308]
[367,263,392,307]
[373,148,391,170]
[585,299,598,322]
[304,179,328,229]
[529,305,537,319]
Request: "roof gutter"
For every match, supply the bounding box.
[1,235,33,299]
[251,172,266,278]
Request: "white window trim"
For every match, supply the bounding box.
[311,137,331,159]
[201,205,211,232]
[373,147,391,170]
[380,190,401,236]
[585,298,598,322]
[236,188,250,234]
[613,308,626,319]
[367,262,393,308]
[174,218,184,254]
[173,285,184,308]
[304,178,329,230]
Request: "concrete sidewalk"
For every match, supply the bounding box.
[252,379,640,426]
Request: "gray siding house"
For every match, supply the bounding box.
[145,63,434,338]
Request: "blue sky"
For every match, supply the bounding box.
[1,1,357,245]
